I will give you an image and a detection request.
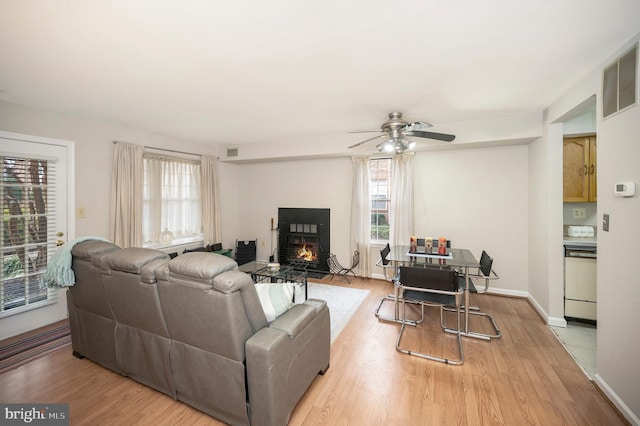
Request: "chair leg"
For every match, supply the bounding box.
[442,305,501,340]
[375,286,424,325]
[396,300,464,365]
[375,295,424,325]
[330,271,351,284]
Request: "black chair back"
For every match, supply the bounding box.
[235,239,257,266]
[399,266,458,292]
[479,250,493,277]
[380,243,391,266]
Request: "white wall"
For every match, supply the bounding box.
[227,157,353,263]
[535,35,640,423]
[413,145,529,294]
[527,123,553,321]
[217,161,242,251]
[595,38,640,421]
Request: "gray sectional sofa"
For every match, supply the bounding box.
[66,240,330,426]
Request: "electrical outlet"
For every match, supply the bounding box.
[572,208,586,219]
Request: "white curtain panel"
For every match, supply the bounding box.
[389,153,414,248]
[110,141,144,248]
[201,155,221,245]
[143,155,162,243]
[351,156,371,277]
[143,156,202,243]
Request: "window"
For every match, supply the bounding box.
[370,158,392,240]
[142,153,203,248]
[1,155,53,315]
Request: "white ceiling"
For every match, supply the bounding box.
[1,1,639,153]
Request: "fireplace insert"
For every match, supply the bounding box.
[278,208,329,273]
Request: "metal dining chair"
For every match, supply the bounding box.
[374,243,400,322]
[374,244,423,324]
[395,266,465,365]
[377,243,395,280]
[447,250,501,340]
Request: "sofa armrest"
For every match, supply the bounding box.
[248,298,326,350]
[245,299,330,426]
[268,303,315,338]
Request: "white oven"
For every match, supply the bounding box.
[564,245,597,322]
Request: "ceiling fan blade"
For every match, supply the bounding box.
[348,133,386,149]
[405,130,456,142]
[403,121,433,131]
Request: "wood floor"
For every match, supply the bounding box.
[0,277,627,425]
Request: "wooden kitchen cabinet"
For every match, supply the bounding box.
[563,136,597,202]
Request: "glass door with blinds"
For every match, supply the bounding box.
[1,132,69,318]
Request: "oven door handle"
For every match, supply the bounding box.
[566,251,597,258]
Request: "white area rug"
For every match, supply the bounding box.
[295,282,369,344]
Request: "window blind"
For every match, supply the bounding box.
[1,154,58,317]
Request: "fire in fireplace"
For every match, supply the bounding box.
[296,244,317,262]
[278,208,330,272]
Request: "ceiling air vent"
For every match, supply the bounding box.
[603,43,637,118]
[226,148,238,157]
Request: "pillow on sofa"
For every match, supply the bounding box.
[254,283,296,322]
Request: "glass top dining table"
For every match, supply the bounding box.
[383,245,488,340]
[385,245,479,269]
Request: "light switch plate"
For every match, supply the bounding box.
[603,213,610,232]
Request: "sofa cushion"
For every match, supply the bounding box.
[107,247,169,274]
[254,283,296,322]
[169,252,238,282]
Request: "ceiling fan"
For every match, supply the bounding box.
[348,112,455,154]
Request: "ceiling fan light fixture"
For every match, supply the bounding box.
[380,139,395,153]
[375,137,414,154]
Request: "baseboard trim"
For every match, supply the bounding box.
[593,373,640,425]
[486,287,528,298]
